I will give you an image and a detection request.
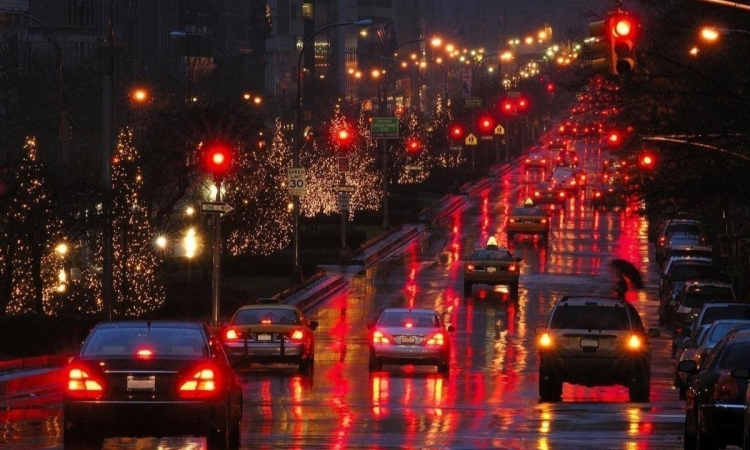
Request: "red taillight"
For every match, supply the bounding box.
[508,264,518,272]
[225,329,239,340]
[525,158,531,163]
[405,322,414,328]
[178,366,218,399]
[290,330,305,341]
[64,365,105,399]
[559,192,566,198]
[534,191,541,197]
[425,332,446,346]
[509,218,517,224]
[594,192,602,198]
[541,159,547,164]
[466,263,476,271]
[262,319,272,324]
[541,219,548,224]
[713,372,740,401]
[372,331,391,344]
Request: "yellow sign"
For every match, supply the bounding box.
[494,125,505,135]
[465,133,478,146]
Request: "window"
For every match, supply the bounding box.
[550,305,630,330]
[302,3,313,20]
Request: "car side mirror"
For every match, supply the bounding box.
[446,324,456,333]
[647,328,660,338]
[309,320,319,331]
[678,359,698,374]
[731,367,750,379]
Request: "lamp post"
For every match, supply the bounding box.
[292,19,372,283]
[1,10,69,165]
[169,31,230,100]
[430,60,449,103]
[470,53,502,97]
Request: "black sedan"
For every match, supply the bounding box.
[62,321,243,450]
[679,330,750,449]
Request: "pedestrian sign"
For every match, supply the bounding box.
[465,133,478,146]
[494,125,505,135]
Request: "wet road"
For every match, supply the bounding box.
[1,140,697,449]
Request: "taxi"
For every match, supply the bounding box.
[463,237,522,297]
[507,199,550,241]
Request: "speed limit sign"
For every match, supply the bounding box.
[287,168,307,196]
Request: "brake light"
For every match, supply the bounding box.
[508,264,518,272]
[425,332,446,346]
[466,263,475,271]
[262,319,272,324]
[65,365,105,399]
[405,322,414,328]
[225,329,238,340]
[290,330,305,341]
[712,372,740,401]
[372,331,391,344]
[559,192,566,198]
[594,191,602,198]
[627,335,642,350]
[534,191,541,197]
[178,366,218,399]
[539,333,552,348]
[137,349,153,359]
[525,158,531,163]
[509,218,517,224]
[541,219,548,224]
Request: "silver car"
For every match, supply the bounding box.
[367,308,454,374]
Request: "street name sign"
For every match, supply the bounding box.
[449,145,462,152]
[287,168,307,196]
[465,97,482,108]
[333,185,356,193]
[371,117,399,139]
[405,165,423,171]
[480,135,493,140]
[338,157,350,173]
[465,133,478,146]
[201,202,235,215]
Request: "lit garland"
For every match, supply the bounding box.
[225,118,292,255]
[394,111,432,184]
[429,98,465,168]
[109,128,165,316]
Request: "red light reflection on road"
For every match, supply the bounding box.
[326,360,352,450]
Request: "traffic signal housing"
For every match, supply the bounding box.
[203,140,233,178]
[406,137,422,154]
[638,151,656,170]
[449,124,465,141]
[517,97,530,114]
[589,16,612,74]
[478,115,495,134]
[611,12,638,74]
[606,130,622,148]
[500,99,516,116]
[334,126,353,152]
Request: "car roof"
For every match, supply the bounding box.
[556,296,628,306]
[235,304,297,311]
[93,321,204,330]
[683,280,732,288]
[381,308,438,314]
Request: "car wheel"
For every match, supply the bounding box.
[695,417,719,450]
[684,417,697,450]
[206,408,232,450]
[63,422,103,450]
[538,367,562,402]
[629,369,650,402]
[368,355,382,372]
[299,355,314,375]
[510,283,519,299]
[463,282,472,296]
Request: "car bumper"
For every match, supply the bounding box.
[371,345,448,365]
[533,195,566,204]
[699,403,744,444]
[507,225,548,235]
[224,341,307,364]
[540,353,649,386]
[463,272,519,285]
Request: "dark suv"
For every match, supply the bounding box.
[536,296,660,402]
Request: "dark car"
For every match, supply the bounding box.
[532,181,568,205]
[221,302,318,374]
[679,331,750,449]
[658,260,722,299]
[590,183,627,211]
[524,151,548,170]
[536,296,660,402]
[669,280,736,334]
[62,321,243,450]
[656,219,706,264]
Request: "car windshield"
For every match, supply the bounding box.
[666,223,702,236]
[700,306,750,326]
[709,322,750,343]
[82,327,207,357]
[681,286,734,308]
[379,312,439,328]
[512,207,544,217]
[669,236,702,246]
[670,264,718,281]
[233,308,300,325]
[719,342,750,369]
[550,305,631,330]
[470,250,513,261]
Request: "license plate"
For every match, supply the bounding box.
[486,267,497,273]
[257,333,273,341]
[546,193,553,197]
[580,338,599,348]
[524,220,533,224]
[401,336,416,344]
[127,375,155,391]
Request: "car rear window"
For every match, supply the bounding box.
[512,207,544,217]
[470,250,513,261]
[720,342,750,369]
[670,249,713,259]
[233,308,300,325]
[670,264,719,281]
[700,306,750,327]
[550,305,630,330]
[666,223,702,236]
[379,312,439,328]
[82,327,207,357]
[709,322,750,343]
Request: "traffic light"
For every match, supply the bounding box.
[203,140,233,178]
[606,130,621,148]
[611,12,638,74]
[517,97,530,114]
[449,124,465,141]
[500,99,517,116]
[478,115,495,134]
[546,82,556,93]
[638,151,656,170]
[334,126,353,152]
[406,137,422,154]
[589,16,613,74]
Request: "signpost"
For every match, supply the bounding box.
[405,165,423,171]
[465,97,482,108]
[200,202,235,215]
[287,168,307,196]
[371,117,399,139]
[333,185,356,193]
[338,157,350,173]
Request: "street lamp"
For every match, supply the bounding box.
[169,31,230,100]
[1,10,69,165]
[471,53,502,97]
[292,19,373,283]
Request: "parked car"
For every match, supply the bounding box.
[62,321,243,450]
[674,302,750,355]
[367,308,455,374]
[665,280,735,331]
[536,296,659,402]
[221,301,318,374]
[674,324,711,399]
[679,331,750,449]
[655,219,706,264]
[659,245,713,274]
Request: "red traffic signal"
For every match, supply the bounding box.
[203,141,233,177]
[606,131,621,147]
[334,126,353,151]
[517,97,529,113]
[449,124,465,140]
[500,99,517,116]
[478,115,495,134]
[406,137,422,154]
[638,151,656,169]
[546,82,556,93]
[610,12,638,74]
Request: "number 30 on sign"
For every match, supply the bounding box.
[287,168,307,196]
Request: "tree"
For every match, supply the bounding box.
[394,111,432,184]
[428,97,464,168]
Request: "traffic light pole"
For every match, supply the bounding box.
[212,179,222,325]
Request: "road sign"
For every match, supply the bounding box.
[465,97,482,108]
[338,193,350,211]
[333,185,356,193]
[465,133,478,146]
[338,157,350,173]
[449,145,462,152]
[480,135,493,140]
[371,117,399,139]
[201,202,235,215]
[494,124,505,135]
[287,168,307,196]
[507,91,521,98]
[405,165,422,171]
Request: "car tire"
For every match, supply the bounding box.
[463,282,472,296]
[629,369,650,402]
[299,355,314,375]
[63,422,102,450]
[695,417,719,450]
[510,283,519,299]
[538,367,562,402]
[206,408,233,450]
[437,359,450,375]
[368,355,382,372]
